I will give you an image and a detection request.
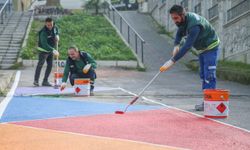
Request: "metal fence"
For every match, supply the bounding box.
[103,2,145,64]
[227,0,249,22]
[0,0,12,24]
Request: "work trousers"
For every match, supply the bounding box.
[199,46,219,90]
[69,69,96,90]
[34,51,53,82]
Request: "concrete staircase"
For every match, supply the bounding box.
[0,11,32,69]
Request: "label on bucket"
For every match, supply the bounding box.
[204,101,229,118]
[74,79,90,96]
[54,72,63,86]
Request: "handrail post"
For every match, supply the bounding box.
[1,13,3,24]
[112,9,115,24]
[141,41,144,63]
[127,26,130,44]
[120,16,122,33]
[135,34,138,54]
[108,7,110,18]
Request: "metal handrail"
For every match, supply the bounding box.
[103,1,145,64]
[109,4,145,43]
[0,0,11,24]
[0,0,9,14]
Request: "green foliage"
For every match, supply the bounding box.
[21,20,44,59]
[21,12,135,61]
[185,59,250,85]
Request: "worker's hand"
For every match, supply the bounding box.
[172,45,180,57]
[55,35,60,42]
[53,49,59,57]
[60,82,67,91]
[83,64,92,74]
[159,60,175,72]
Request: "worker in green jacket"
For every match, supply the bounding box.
[160,5,220,111]
[60,46,97,96]
[34,17,59,86]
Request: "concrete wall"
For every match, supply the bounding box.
[142,0,250,64]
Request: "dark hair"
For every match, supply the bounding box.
[45,17,53,22]
[169,5,185,15]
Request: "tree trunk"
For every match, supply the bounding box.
[46,0,61,6]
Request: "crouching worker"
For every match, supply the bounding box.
[60,46,97,95]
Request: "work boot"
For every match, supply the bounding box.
[195,102,204,111]
[42,81,52,86]
[33,81,39,86]
[90,85,94,96]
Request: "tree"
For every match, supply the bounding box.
[46,0,61,6]
[85,0,101,15]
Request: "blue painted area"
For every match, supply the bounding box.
[0,96,162,123]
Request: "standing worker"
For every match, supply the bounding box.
[33,17,60,87]
[160,5,220,111]
[60,46,97,96]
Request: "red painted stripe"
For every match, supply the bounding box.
[12,109,250,150]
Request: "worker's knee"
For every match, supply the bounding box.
[206,66,216,81]
[203,66,216,89]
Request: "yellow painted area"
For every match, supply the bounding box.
[0,124,181,150]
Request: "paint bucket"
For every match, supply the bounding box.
[54,72,63,86]
[204,89,229,118]
[74,78,90,96]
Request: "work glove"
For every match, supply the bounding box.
[83,64,92,74]
[60,82,67,91]
[159,59,175,72]
[172,45,179,57]
[53,49,59,57]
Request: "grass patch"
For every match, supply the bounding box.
[157,25,174,38]
[185,60,250,85]
[21,12,136,61]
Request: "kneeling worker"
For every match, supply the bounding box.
[60,46,97,95]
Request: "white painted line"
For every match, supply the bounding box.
[0,71,21,119]
[118,87,250,133]
[118,87,137,96]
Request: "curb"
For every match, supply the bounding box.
[21,60,138,68]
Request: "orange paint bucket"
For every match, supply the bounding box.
[74,78,90,96]
[204,89,230,118]
[54,72,63,86]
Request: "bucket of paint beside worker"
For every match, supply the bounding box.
[74,78,90,96]
[54,72,63,86]
[204,89,229,118]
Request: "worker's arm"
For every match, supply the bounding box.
[174,28,183,46]
[86,53,97,69]
[160,25,201,72]
[172,25,201,62]
[39,31,55,52]
[54,26,60,42]
[60,59,70,91]
[62,59,70,83]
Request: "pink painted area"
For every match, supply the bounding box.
[13,109,250,150]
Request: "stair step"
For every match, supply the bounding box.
[0,64,15,69]
[0,48,20,51]
[0,41,21,44]
[2,56,17,60]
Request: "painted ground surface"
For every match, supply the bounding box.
[0,86,250,150]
